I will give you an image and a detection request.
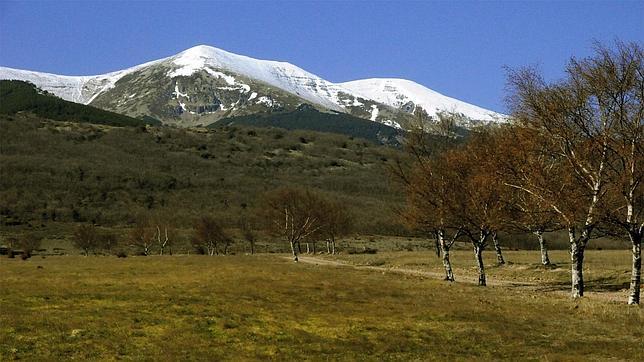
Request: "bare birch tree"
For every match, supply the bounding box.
[262,187,325,262]
[192,216,231,256]
[130,218,155,256]
[72,224,99,256]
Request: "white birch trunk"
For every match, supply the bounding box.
[290,241,299,262]
[569,229,586,298]
[474,244,486,286]
[492,231,505,265]
[535,230,550,265]
[628,231,642,305]
[331,239,336,255]
[326,240,331,254]
[438,230,454,281]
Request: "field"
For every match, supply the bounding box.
[1,250,642,360]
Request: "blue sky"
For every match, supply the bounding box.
[0,1,642,113]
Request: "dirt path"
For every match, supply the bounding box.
[295,256,536,287]
[291,255,628,303]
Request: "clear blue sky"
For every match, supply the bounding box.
[0,1,642,113]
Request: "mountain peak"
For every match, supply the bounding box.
[1,45,505,126]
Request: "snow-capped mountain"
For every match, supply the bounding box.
[0,45,504,128]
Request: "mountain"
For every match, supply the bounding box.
[0,45,505,129]
[0,80,157,127]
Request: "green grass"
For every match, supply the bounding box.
[1,254,641,360]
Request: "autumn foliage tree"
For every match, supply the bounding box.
[396,109,464,281]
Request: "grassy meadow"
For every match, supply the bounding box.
[1,252,642,360]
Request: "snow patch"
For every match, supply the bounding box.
[370,105,379,121]
[382,119,402,129]
[173,82,190,99]
[256,96,274,107]
[248,92,258,101]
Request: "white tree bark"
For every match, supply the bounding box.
[534,230,551,265]
[492,231,505,265]
[474,244,486,286]
[628,231,642,305]
[290,241,299,262]
[569,229,587,298]
[437,230,454,281]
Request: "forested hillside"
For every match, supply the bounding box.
[0,113,407,234]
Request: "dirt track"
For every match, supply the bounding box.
[289,255,628,303]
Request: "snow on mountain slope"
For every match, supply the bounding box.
[0,58,164,104]
[339,78,503,122]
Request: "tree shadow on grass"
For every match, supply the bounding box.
[532,276,630,293]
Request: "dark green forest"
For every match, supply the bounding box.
[214,104,404,146]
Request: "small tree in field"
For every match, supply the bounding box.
[72,224,99,256]
[130,218,155,256]
[20,234,42,258]
[402,152,464,282]
[262,187,325,262]
[395,109,464,281]
[319,198,353,255]
[151,213,175,256]
[192,216,231,256]
[444,132,506,286]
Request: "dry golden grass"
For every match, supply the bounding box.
[0,253,642,360]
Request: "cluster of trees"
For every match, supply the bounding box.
[262,187,353,262]
[400,41,642,304]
